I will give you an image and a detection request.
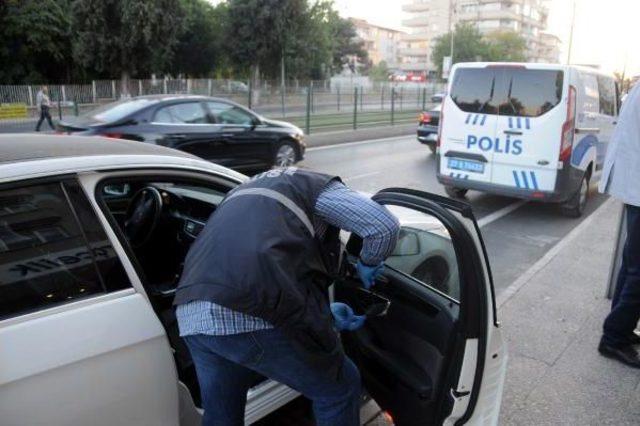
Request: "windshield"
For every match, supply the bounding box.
[451,67,564,117]
[86,99,157,123]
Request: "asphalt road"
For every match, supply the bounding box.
[299,134,609,294]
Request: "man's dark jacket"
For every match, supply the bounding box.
[174,168,345,376]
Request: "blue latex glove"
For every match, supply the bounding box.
[330,302,366,331]
[356,260,385,289]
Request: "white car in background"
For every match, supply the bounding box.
[0,135,506,425]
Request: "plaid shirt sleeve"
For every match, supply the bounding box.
[315,180,400,265]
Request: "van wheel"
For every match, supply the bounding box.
[561,174,589,218]
[445,186,468,199]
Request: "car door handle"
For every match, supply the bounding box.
[169,134,187,139]
[503,130,523,135]
[221,133,235,138]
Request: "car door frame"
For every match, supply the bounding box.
[0,174,182,426]
[78,166,302,424]
[360,188,505,424]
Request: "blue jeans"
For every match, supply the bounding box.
[602,204,640,347]
[183,329,361,426]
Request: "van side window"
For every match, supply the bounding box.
[581,73,600,114]
[0,180,130,320]
[597,76,616,116]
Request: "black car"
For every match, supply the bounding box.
[416,105,441,154]
[57,95,305,171]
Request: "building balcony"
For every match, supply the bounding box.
[402,16,430,27]
[401,32,431,42]
[402,2,431,13]
[399,47,429,57]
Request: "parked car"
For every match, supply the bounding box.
[56,95,305,172]
[431,92,447,103]
[0,134,507,426]
[417,105,441,154]
[437,62,618,217]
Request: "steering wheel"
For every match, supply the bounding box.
[124,186,163,248]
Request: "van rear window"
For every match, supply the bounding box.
[451,67,564,117]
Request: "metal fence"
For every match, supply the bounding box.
[0,78,446,134]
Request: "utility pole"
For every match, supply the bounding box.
[449,0,455,61]
[566,0,576,64]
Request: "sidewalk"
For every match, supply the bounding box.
[498,197,640,425]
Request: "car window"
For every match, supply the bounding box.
[450,68,499,114]
[0,180,130,320]
[497,68,564,117]
[206,101,255,125]
[383,205,460,301]
[154,102,208,124]
[597,76,616,116]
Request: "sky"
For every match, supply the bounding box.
[334,0,640,76]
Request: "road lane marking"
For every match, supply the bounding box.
[496,197,616,308]
[478,200,528,228]
[343,171,382,182]
[307,135,414,152]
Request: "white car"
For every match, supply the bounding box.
[0,135,507,425]
[438,62,618,217]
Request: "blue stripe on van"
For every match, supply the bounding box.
[530,171,539,190]
[465,114,471,124]
[508,117,513,129]
[520,171,529,189]
[517,117,522,129]
[525,118,531,130]
[512,170,521,188]
[472,114,479,125]
[480,115,487,126]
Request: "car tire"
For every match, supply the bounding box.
[428,144,437,154]
[273,140,298,168]
[561,173,589,218]
[445,186,468,199]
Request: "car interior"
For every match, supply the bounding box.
[96,177,465,424]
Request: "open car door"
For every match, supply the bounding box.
[335,188,507,425]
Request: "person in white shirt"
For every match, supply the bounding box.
[35,86,54,131]
[598,83,640,368]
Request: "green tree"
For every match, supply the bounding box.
[0,0,73,84]
[368,61,390,81]
[71,0,184,92]
[484,30,527,62]
[171,0,225,77]
[431,23,488,78]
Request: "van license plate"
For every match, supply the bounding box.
[448,158,484,174]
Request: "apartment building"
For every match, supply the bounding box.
[350,18,404,67]
[399,0,561,75]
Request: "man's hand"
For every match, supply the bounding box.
[330,302,366,331]
[356,260,385,289]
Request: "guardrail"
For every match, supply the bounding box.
[0,79,446,134]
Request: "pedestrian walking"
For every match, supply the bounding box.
[35,86,55,131]
[174,167,400,426]
[598,82,640,367]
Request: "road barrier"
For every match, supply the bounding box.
[0,78,445,134]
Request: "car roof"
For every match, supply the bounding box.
[0,134,197,164]
[452,62,614,78]
[0,134,247,183]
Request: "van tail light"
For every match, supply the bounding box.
[419,112,432,124]
[559,85,576,161]
[436,104,445,148]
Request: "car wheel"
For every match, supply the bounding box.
[445,186,468,199]
[273,140,297,168]
[561,173,589,218]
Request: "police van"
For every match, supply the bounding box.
[437,62,618,217]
